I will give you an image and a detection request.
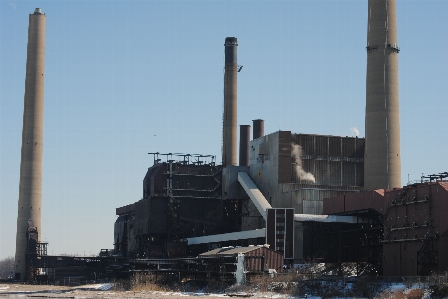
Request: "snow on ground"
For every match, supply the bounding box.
[0,282,440,298]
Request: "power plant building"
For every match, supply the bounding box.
[16,0,448,281]
[241,131,365,260]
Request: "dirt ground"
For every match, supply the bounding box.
[0,283,235,298]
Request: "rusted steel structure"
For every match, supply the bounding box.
[115,154,244,258]
[25,253,104,284]
[322,179,448,276]
[199,245,284,272]
[305,209,384,276]
[382,181,448,276]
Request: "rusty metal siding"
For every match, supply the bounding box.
[323,195,345,214]
[244,247,283,271]
[439,182,448,259]
[322,181,448,276]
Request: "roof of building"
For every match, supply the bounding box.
[199,245,273,256]
[439,181,448,192]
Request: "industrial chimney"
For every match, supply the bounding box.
[252,119,264,139]
[15,8,46,280]
[364,0,401,190]
[239,125,250,166]
[222,37,238,166]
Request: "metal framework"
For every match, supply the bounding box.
[308,209,384,276]
[115,152,245,259]
[421,172,448,183]
[104,255,272,284]
[383,187,439,275]
[417,238,438,276]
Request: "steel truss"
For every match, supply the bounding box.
[309,209,384,276]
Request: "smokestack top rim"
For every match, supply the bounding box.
[225,37,238,46]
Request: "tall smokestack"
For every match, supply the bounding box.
[15,8,46,280]
[252,119,264,139]
[364,0,401,190]
[222,37,238,166]
[239,125,250,166]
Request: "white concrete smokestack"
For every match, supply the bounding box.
[365,0,401,190]
[15,8,46,280]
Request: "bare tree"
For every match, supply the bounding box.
[0,257,14,279]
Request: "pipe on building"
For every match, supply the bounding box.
[222,37,238,166]
[364,0,401,190]
[239,125,250,166]
[252,119,264,139]
[15,8,46,280]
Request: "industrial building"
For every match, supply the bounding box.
[323,177,448,276]
[114,129,367,263]
[111,0,447,276]
[16,0,448,282]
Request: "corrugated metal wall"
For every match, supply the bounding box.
[244,247,284,271]
[291,134,364,187]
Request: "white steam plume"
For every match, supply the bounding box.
[350,127,360,137]
[291,143,316,183]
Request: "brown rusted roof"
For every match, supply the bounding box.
[438,181,448,191]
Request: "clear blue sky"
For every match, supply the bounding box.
[1,0,447,259]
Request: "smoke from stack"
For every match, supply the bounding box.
[350,127,359,137]
[291,143,316,183]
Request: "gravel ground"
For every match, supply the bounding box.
[0,283,239,299]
